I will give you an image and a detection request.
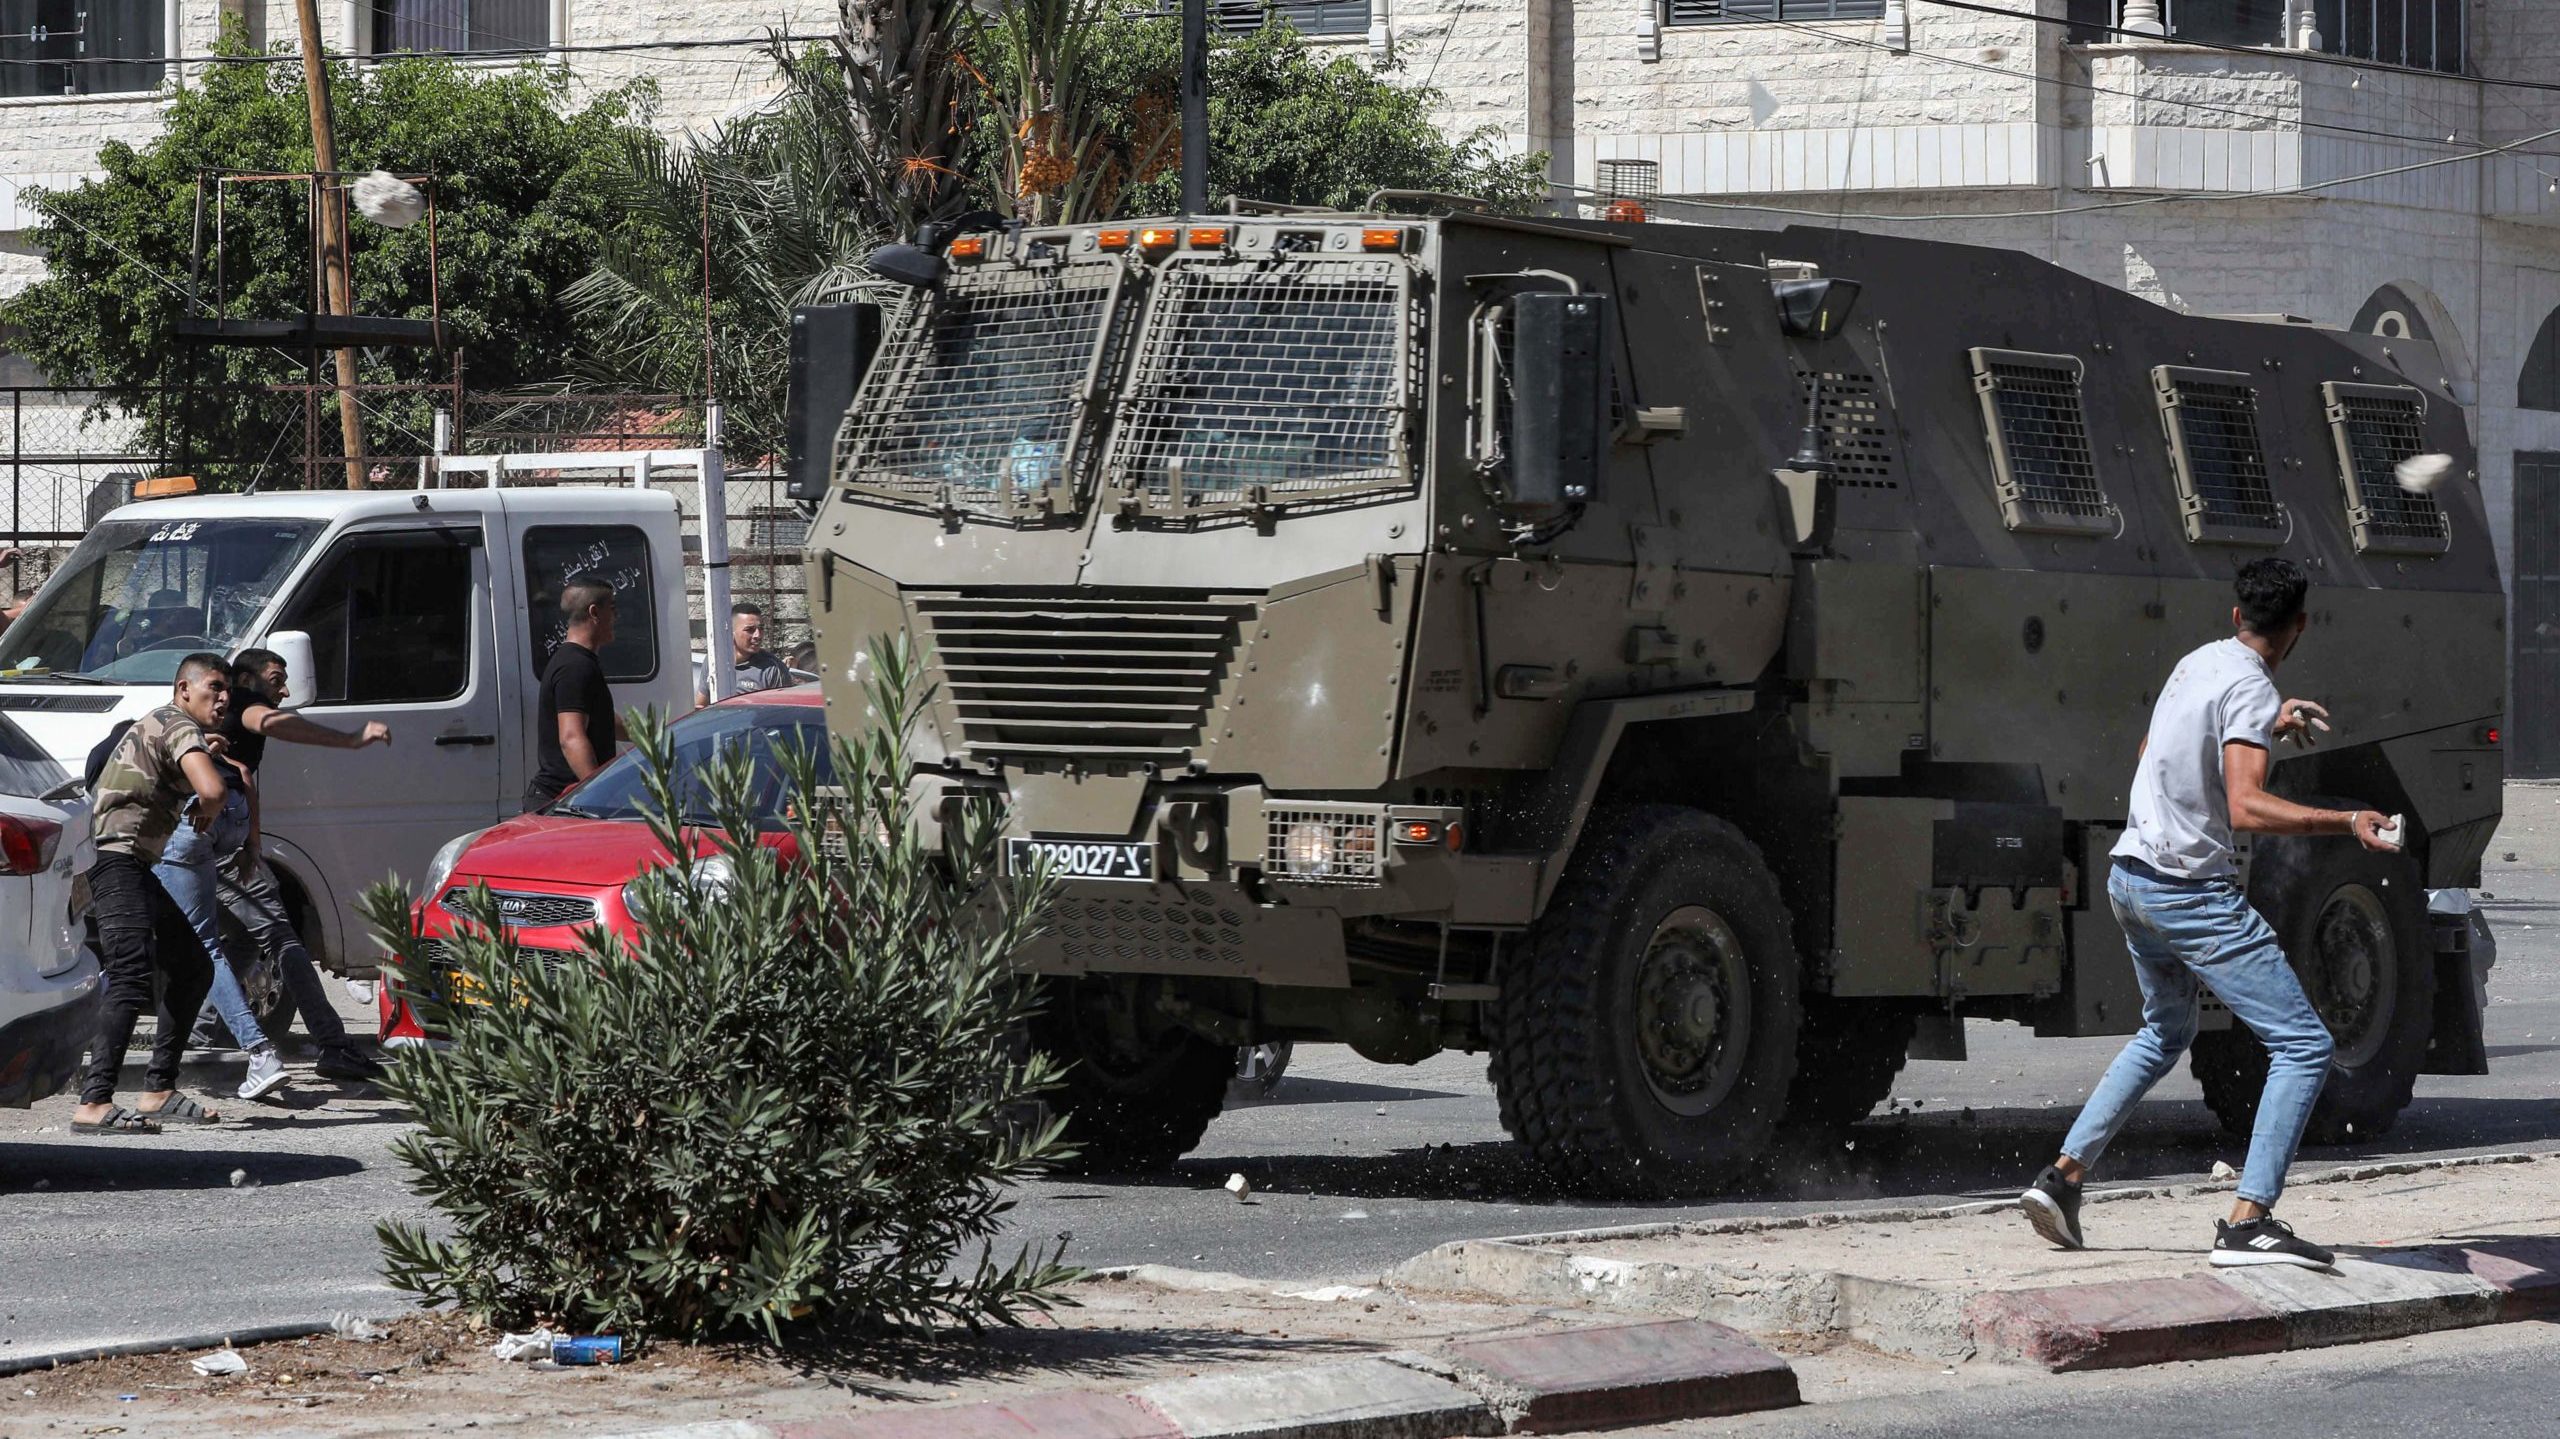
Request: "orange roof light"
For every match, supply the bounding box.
[134,475,198,499]
[1138,226,1181,253]
[1395,820,1441,845]
[1361,227,1407,252]
[947,234,988,260]
[1096,228,1133,250]
[1187,226,1230,249]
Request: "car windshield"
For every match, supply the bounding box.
[0,517,326,683]
[554,703,832,830]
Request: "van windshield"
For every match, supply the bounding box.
[0,517,327,683]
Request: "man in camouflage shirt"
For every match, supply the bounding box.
[72,653,238,1134]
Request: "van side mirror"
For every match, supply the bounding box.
[264,630,318,708]
[784,303,884,504]
[1503,291,1614,519]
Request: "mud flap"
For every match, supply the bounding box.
[2422,900,2490,1076]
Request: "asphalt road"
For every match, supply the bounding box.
[7,785,2560,1373]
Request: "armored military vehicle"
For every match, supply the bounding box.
[797,210,2502,1196]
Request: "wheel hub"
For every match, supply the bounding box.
[2306,883,2396,1069]
[1632,905,1752,1116]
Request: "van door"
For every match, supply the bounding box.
[257,522,502,957]
[501,513,688,802]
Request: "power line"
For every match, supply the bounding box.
[0,31,797,68]
[1574,118,2560,224]
[1913,0,2560,98]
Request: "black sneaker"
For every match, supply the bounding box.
[2211,1216,2335,1270]
[313,1046,387,1083]
[2020,1165,2084,1250]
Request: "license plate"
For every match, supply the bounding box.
[1008,837,1153,882]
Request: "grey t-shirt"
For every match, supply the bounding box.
[2110,637,2282,881]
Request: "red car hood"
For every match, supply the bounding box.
[449,814,725,888]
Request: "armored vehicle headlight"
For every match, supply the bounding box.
[1284,819,1336,877]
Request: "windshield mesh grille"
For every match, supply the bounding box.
[834,265,1121,506]
[916,595,1254,760]
[1107,258,1411,510]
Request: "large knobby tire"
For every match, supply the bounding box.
[1491,805,1802,1198]
[1783,999,1917,1129]
[2190,818,2435,1145]
[1031,978,1231,1173]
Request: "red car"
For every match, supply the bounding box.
[381,685,831,1042]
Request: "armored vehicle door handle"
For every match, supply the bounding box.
[435,734,497,747]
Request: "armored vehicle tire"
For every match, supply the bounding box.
[1782,1000,1917,1129]
[1031,979,1231,1173]
[1491,805,1802,1199]
[2189,826,2434,1146]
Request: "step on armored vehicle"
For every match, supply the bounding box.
[796,210,2503,1196]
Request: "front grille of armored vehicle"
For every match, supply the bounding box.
[1105,255,1416,514]
[832,262,1124,514]
[915,595,1254,761]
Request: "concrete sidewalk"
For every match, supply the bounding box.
[1388,1152,2560,1372]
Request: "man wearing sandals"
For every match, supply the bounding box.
[71,653,238,1134]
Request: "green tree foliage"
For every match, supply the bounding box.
[371,642,1076,1341]
[0,47,647,479]
[1013,19,1551,220]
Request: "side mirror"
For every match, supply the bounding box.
[1503,291,1614,519]
[263,630,318,708]
[784,303,883,504]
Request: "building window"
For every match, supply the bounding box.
[1205,0,1367,35]
[0,0,165,98]
[1970,347,2115,536]
[371,0,549,55]
[2523,309,2560,414]
[2153,366,2282,544]
[2309,0,2463,74]
[2161,0,2288,47]
[1665,0,1884,23]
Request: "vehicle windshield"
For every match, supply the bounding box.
[0,517,327,683]
[838,264,1121,515]
[552,703,832,830]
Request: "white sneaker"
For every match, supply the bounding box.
[238,1045,288,1101]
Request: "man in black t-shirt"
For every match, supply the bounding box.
[527,576,620,812]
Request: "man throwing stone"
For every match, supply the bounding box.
[2020,557,2393,1271]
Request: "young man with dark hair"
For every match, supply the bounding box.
[694,601,791,707]
[527,578,620,813]
[184,648,392,1081]
[71,653,237,1133]
[2021,557,2393,1269]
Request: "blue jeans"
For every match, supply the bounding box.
[153,787,268,1053]
[2061,858,2335,1208]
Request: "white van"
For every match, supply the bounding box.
[0,487,690,1002]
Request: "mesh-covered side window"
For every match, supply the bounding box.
[1794,368,1896,489]
[1969,347,2113,534]
[834,263,1123,512]
[2323,381,2451,554]
[2153,365,2281,544]
[1107,257,1413,512]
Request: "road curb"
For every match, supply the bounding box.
[1389,1230,2560,1376]
[0,1319,340,1379]
[599,1319,1800,1439]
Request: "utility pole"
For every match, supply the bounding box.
[1180,0,1207,216]
[294,0,369,489]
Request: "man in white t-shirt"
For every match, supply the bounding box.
[2019,557,2393,1271]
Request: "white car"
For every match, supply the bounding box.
[0,714,95,1107]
